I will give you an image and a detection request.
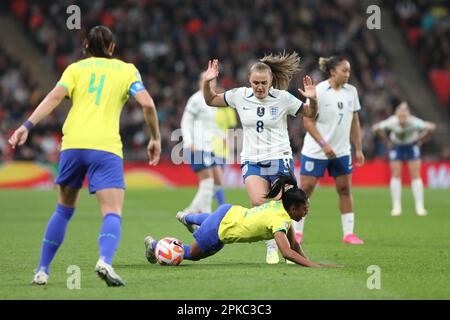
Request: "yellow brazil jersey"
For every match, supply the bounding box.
[57,57,142,158]
[218,201,292,244]
[212,107,237,159]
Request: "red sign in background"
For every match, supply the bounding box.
[0,160,449,189]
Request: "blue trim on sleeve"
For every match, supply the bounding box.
[295,101,304,116]
[129,81,145,96]
[223,91,230,106]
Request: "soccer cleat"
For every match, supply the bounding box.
[266,246,280,264]
[32,268,48,285]
[295,232,303,244]
[342,233,364,245]
[95,258,125,287]
[144,235,157,264]
[416,208,428,216]
[176,211,198,233]
[391,208,402,216]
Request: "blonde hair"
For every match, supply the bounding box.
[250,51,301,90]
[395,101,410,115]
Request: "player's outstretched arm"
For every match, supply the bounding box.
[134,90,161,166]
[203,59,227,107]
[298,75,318,118]
[8,85,67,149]
[274,231,320,267]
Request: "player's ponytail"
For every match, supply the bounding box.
[251,51,301,90]
[84,25,115,58]
[265,167,309,212]
[318,56,346,76]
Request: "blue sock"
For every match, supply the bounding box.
[185,213,210,225]
[183,245,192,260]
[98,213,122,265]
[215,187,225,206]
[37,204,75,274]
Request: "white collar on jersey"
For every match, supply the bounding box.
[246,87,278,99]
[326,83,350,90]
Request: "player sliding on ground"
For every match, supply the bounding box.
[144,172,341,267]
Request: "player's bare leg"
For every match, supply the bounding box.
[390,161,403,216]
[408,159,427,216]
[294,175,318,244]
[245,176,279,264]
[335,174,364,244]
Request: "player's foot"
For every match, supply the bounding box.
[391,208,402,216]
[295,232,303,244]
[32,268,48,285]
[416,208,428,216]
[342,233,364,245]
[95,258,125,287]
[266,246,280,264]
[176,211,198,233]
[144,235,157,264]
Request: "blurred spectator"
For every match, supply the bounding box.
[6,0,439,163]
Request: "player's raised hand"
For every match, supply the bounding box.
[204,59,219,81]
[8,126,29,149]
[298,75,317,100]
[147,139,161,166]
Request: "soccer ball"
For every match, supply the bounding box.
[155,237,185,266]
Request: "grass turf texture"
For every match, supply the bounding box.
[0,187,449,299]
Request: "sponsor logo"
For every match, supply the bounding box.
[337,102,343,110]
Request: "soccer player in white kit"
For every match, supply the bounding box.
[202,53,318,264]
[297,56,365,245]
[180,72,218,214]
[372,102,436,216]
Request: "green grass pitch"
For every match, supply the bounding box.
[0,187,449,299]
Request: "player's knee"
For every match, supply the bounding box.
[337,184,351,196]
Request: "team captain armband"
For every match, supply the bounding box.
[129,81,146,96]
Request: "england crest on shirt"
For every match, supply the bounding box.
[257,107,265,117]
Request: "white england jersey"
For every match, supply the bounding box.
[377,115,426,145]
[302,80,361,159]
[224,87,303,162]
[180,90,217,151]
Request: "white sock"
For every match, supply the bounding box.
[266,239,277,249]
[187,177,214,213]
[411,178,425,211]
[293,218,305,234]
[341,212,355,237]
[390,177,402,210]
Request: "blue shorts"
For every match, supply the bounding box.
[214,157,226,169]
[193,204,232,256]
[55,149,125,194]
[389,144,420,161]
[300,154,353,177]
[241,158,295,183]
[184,149,217,173]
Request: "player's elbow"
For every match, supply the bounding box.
[140,100,156,112]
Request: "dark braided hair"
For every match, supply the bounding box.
[265,167,309,212]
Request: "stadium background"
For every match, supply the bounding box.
[0,0,449,188]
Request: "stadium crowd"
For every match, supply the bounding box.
[386,0,450,109]
[2,0,445,163]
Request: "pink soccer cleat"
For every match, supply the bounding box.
[295,232,303,244]
[342,233,364,245]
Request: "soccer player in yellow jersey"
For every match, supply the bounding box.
[211,107,237,206]
[9,26,161,286]
[144,172,340,267]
